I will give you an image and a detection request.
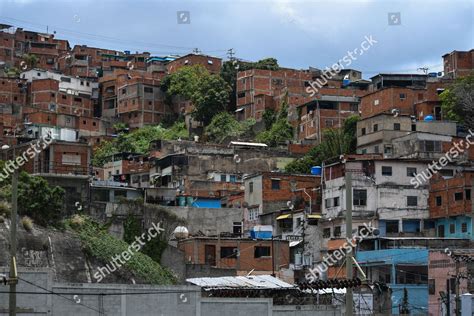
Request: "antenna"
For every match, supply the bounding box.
[417,67,429,74]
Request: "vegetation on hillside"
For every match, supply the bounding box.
[255,94,293,146]
[285,115,360,173]
[162,65,231,125]
[205,112,256,143]
[92,121,188,167]
[66,215,176,285]
[0,162,65,226]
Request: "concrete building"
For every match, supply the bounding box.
[356,113,458,155]
[356,248,429,314]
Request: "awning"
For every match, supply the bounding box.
[276,214,292,220]
[307,214,322,219]
[235,108,244,112]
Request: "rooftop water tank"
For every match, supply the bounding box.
[311,166,322,175]
[173,226,189,239]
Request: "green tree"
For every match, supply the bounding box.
[440,73,474,128]
[285,115,360,173]
[253,58,280,70]
[262,109,277,130]
[191,74,231,125]
[205,112,256,143]
[22,53,39,70]
[163,65,231,125]
[92,121,188,167]
[256,95,293,146]
[16,172,65,226]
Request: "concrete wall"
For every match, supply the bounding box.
[0,269,342,316]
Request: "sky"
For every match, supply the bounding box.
[0,0,472,78]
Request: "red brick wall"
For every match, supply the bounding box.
[429,172,473,218]
[167,54,222,74]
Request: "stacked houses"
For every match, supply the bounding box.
[1,22,473,314]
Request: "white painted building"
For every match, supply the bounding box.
[20,69,98,97]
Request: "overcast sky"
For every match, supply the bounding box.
[0,0,472,78]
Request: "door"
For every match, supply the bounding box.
[205,245,216,266]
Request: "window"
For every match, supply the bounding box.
[454,192,463,201]
[374,99,379,106]
[462,222,468,233]
[80,81,84,86]
[323,228,331,238]
[271,179,280,190]
[144,87,153,93]
[349,103,358,111]
[74,97,82,103]
[254,246,270,258]
[83,120,86,125]
[394,123,401,131]
[353,189,367,206]
[465,189,471,200]
[333,197,340,207]
[92,122,97,126]
[361,128,366,135]
[373,124,378,132]
[407,196,418,207]
[374,146,379,153]
[233,222,242,235]
[220,247,238,259]
[62,95,67,100]
[436,196,442,206]
[230,175,236,183]
[220,174,227,182]
[449,224,455,234]
[411,124,416,131]
[440,169,454,177]
[249,182,253,193]
[381,166,392,176]
[421,140,441,152]
[399,93,406,100]
[121,88,126,95]
[248,208,259,221]
[407,167,417,177]
[334,226,341,238]
[386,220,399,233]
[428,279,435,295]
[141,175,149,182]
[237,92,245,98]
[325,119,334,127]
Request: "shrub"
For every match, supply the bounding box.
[0,201,11,217]
[21,216,33,232]
[70,214,86,227]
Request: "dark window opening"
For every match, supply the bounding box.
[220,247,238,259]
[254,246,270,258]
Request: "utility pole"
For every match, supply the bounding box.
[345,171,353,316]
[9,149,18,316]
[455,259,460,316]
[446,279,451,316]
[227,48,235,61]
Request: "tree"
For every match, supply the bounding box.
[205,112,255,143]
[256,95,293,146]
[253,58,280,70]
[15,172,65,226]
[92,121,189,167]
[22,53,39,70]
[440,73,474,128]
[285,115,360,173]
[262,109,277,130]
[191,74,231,125]
[163,65,231,125]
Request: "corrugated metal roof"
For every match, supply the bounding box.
[186,275,295,290]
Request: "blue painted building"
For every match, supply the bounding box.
[356,248,429,314]
[434,215,473,239]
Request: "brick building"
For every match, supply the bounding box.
[243,172,321,230]
[166,53,222,74]
[177,237,289,274]
[429,172,473,239]
[443,49,474,79]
